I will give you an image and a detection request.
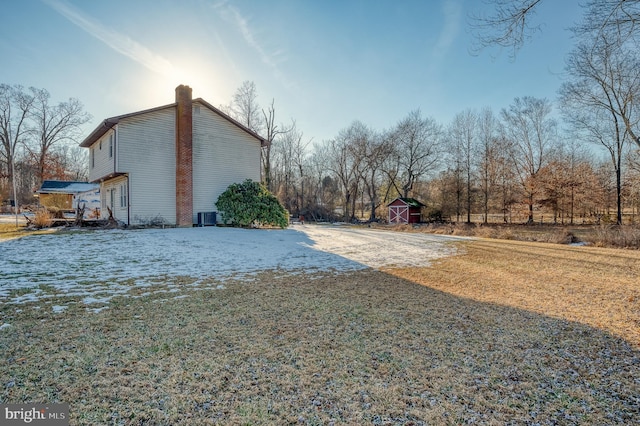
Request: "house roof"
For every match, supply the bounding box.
[387,197,426,208]
[38,180,100,194]
[79,98,267,148]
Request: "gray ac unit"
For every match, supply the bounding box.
[197,211,217,226]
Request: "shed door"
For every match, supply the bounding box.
[389,205,408,223]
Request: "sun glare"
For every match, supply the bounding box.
[150,59,224,106]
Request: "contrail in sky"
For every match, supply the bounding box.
[213,0,294,90]
[43,0,174,76]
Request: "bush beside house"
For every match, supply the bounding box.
[216,180,288,228]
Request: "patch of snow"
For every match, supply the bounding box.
[82,296,112,305]
[0,225,465,307]
[0,323,11,330]
[52,305,68,313]
[570,241,589,247]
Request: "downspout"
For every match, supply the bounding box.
[114,126,118,223]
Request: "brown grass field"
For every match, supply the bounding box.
[1,233,639,425]
[0,223,55,241]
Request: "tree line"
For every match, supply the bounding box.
[0,84,90,212]
[226,83,639,225]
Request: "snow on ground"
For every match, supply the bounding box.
[0,224,467,312]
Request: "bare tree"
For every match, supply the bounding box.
[388,110,442,199]
[564,34,640,151]
[365,134,394,221]
[230,80,263,134]
[469,0,543,59]
[448,109,477,223]
[447,129,465,222]
[575,0,640,47]
[325,122,366,221]
[27,87,91,185]
[559,137,593,225]
[561,33,640,223]
[501,96,557,224]
[261,99,293,191]
[566,107,629,225]
[625,149,640,221]
[272,122,309,215]
[0,84,34,223]
[305,143,337,221]
[470,0,640,58]
[56,144,89,181]
[476,108,503,223]
[347,123,391,221]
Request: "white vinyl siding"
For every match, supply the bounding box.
[192,103,261,223]
[101,175,128,222]
[117,108,176,226]
[88,129,116,181]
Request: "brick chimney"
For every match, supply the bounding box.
[175,84,193,227]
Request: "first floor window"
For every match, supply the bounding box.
[120,184,128,208]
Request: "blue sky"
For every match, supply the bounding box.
[1,0,583,144]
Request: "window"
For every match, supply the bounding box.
[91,147,95,168]
[109,188,115,209]
[120,184,127,208]
[109,134,113,158]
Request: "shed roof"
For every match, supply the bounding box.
[38,180,100,194]
[387,197,426,208]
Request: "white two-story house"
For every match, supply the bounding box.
[80,85,265,227]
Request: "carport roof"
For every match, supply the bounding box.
[38,180,100,194]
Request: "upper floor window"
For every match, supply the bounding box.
[90,147,95,168]
[109,133,114,158]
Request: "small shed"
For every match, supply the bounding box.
[388,197,425,224]
[37,180,101,218]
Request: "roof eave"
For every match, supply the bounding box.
[79,120,114,148]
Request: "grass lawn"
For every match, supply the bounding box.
[1,238,639,425]
[0,223,55,242]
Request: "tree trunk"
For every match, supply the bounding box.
[616,161,623,225]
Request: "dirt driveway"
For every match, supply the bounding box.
[297,224,467,269]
